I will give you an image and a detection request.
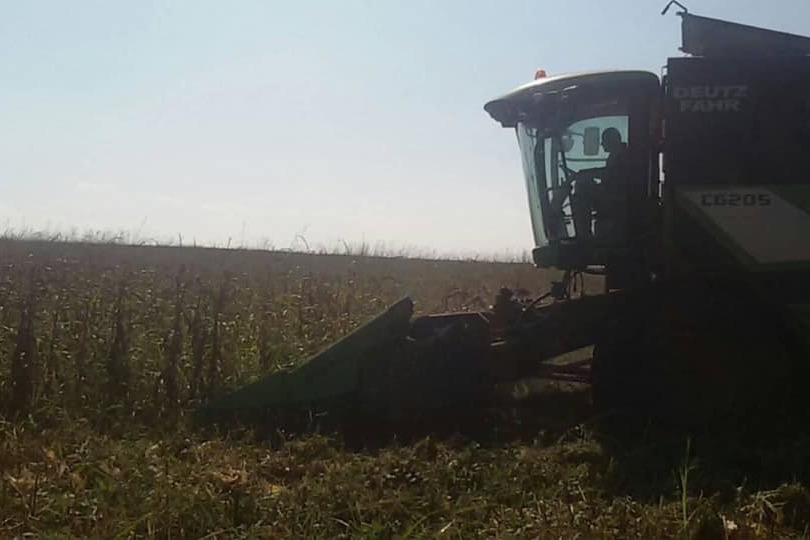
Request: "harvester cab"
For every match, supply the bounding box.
[200,9,810,431]
[484,70,661,290]
[485,9,810,296]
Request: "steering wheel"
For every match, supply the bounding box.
[544,163,576,216]
[560,164,581,183]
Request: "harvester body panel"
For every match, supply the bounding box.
[665,55,810,275]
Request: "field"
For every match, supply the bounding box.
[1,238,810,538]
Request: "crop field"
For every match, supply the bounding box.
[1,238,809,538]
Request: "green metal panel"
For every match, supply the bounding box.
[674,185,810,271]
[198,297,413,416]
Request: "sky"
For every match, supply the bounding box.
[3,0,810,257]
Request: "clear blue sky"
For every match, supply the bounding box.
[2,1,809,256]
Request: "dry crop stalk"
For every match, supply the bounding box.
[10,292,37,414]
[257,305,273,373]
[0,275,10,330]
[106,281,131,404]
[162,273,185,407]
[188,293,207,402]
[163,272,184,407]
[206,278,228,399]
[43,300,60,398]
[43,270,68,398]
[73,297,95,406]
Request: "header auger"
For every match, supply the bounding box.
[199,10,810,433]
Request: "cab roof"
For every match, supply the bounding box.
[484,70,659,128]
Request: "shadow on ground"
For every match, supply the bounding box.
[251,380,810,503]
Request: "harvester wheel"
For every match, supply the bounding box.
[591,311,655,414]
[591,284,798,429]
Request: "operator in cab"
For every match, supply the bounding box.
[569,127,630,242]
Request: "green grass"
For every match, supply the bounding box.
[1,238,809,538]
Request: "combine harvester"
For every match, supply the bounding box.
[201,5,810,429]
